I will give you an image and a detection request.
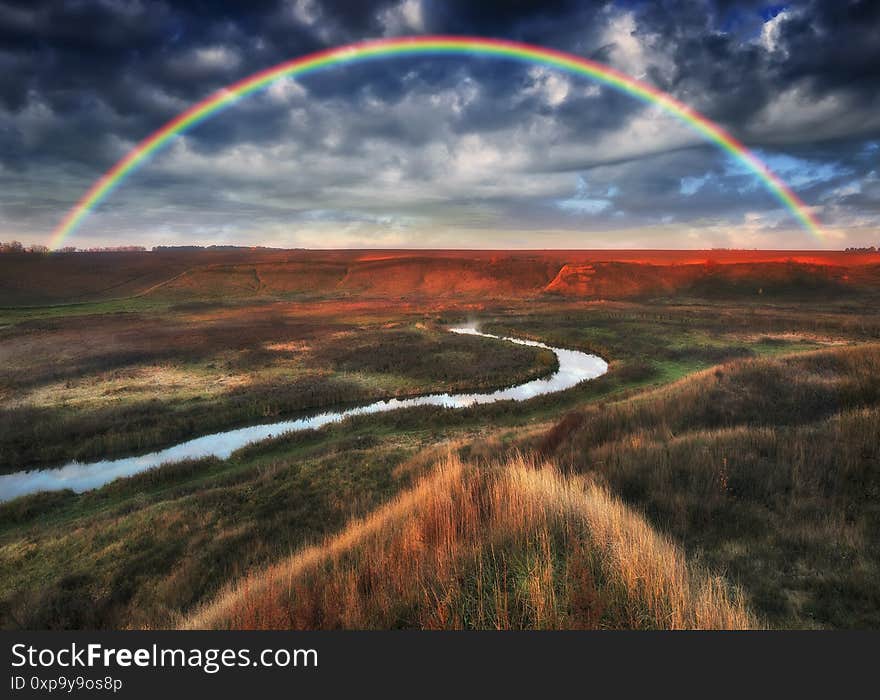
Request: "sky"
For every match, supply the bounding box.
[0,0,878,250]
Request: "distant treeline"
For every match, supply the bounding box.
[152,245,293,251]
[0,241,51,254]
[0,242,295,254]
[0,241,146,254]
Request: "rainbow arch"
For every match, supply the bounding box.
[48,35,823,248]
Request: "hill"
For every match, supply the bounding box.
[531,344,880,628]
[2,249,880,306]
[183,453,755,630]
[183,342,880,630]
[1,250,878,630]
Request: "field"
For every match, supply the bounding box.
[1,248,879,629]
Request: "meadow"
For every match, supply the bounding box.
[0,248,878,629]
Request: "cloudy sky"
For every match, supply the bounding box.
[1,0,878,249]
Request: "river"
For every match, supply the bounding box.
[0,327,607,502]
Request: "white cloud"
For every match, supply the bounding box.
[556,175,616,215]
[378,0,424,36]
[167,46,241,76]
[193,46,240,71]
[599,9,675,82]
[525,67,570,107]
[823,180,862,199]
[536,103,699,170]
[680,174,710,196]
[266,76,307,104]
[22,31,874,251]
[759,10,791,56]
[748,85,880,144]
[558,197,612,215]
[284,0,339,43]
[290,0,319,26]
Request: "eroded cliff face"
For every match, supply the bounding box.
[3,248,876,306]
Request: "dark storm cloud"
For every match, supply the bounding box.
[637,0,880,145]
[0,0,878,247]
[774,1,880,88]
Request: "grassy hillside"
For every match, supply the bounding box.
[181,342,880,630]
[119,257,880,302]
[184,454,755,630]
[0,428,437,629]
[2,250,879,308]
[0,249,295,306]
[1,336,876,629]
[532,344,880,628]
[1,250,878,630]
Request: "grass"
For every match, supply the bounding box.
[183,453,755,630]
[1,302,871,629]
[7,294,827,473]
[0,320,553,471]
[0,430,428,629]
[534,344,880,628]
[1,251,879,629]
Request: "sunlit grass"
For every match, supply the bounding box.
[184,453,756,630]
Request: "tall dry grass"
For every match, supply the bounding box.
[183,454,756,630]
[535,343,880,628]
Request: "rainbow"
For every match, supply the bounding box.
[49,35,823,248]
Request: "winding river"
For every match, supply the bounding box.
[0,327,607,503]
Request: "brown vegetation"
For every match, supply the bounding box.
[2,248,879,630]
[0,317,551,471]
[535,344,880,628]
[184,454,755,630]
[2,248,880,307]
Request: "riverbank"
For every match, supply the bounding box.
[0,328,605,502]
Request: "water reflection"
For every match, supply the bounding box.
[0,327,607,502]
